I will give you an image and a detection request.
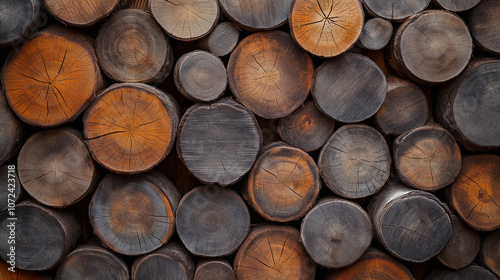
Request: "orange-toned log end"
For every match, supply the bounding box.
[394,125,462,192]
[149,0,219,41]
[83,83,179,174]
[289,0,364,57]
[325,248,416,280]
[234,225,315,280]
[89,172,180,256]
[2,25,103,128]
[17,128,98,208]
[0,261,52,280]
[43,0,122,27]
[227,31,313,119]
[448,154,500,231]
[483,229,500,277]
[244,142,321,222]
[194,259,235,280]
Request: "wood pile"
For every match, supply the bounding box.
[0,0,499,279]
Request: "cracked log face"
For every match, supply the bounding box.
[234,225,315,280]
[43,0,121,27]
[1,26,103,128]
[17,128,98,208]
[89,172,180,256]
[289,0,364,57]
[361,0,430,21]
[448,154,500,231]
[149,0,219,41]
[319,124,391,199]
[96,9,174,83]
[227,31,313,119]
[394,125,462,192]
[470,0,500,55]
[83,83,179,174]
[244,143,321,222]
[219,0,293,31]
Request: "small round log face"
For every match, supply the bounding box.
[319,124,391,199]
[289,0,364,57]
[197,22,240,57]
[301,198,372,268]
[470,0,500,55]
[84,83,179,174]
[234,225,315,280]
[246,143,321,222]
[43,0,121,27]
[176,185,250,257]
[194,259,235,280]
[434,0,481,12]
[358,18,393,50]
[219,0,293,30]
[0,0,41,47]
[2,26,103,127]
[227,31,313,119]
[0,94,23,165]
[362,0,430,21]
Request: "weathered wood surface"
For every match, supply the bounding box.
[196,22,240,57]
[219,0,293,31]
[0,261,52,280]
[43,0,123,27]
[433,0,481,12]
[357,18,393,50]
[425,264,499,280]
[0,165,22,212]
[483,229,500,277]
[0,0,45,47]
[362,0,430,21]
[470,0,500,55]
[0,93,23,165]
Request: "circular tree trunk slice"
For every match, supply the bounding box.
[127,0,149,10]
[312,53,386,123]
[43,0,122,27]
[368,182,452,262]
[289,0,364,57]
[470,0,500,55]
[390,10,472,84]
[0,93,23,165]
[436,59,500,151]
[83,83,179,174]
[375,76,428,136]
[0,0,44,47]
[437,211,481,270]
[17,128,98,208]
[89,172,180,256]
[433,0,481,12]
[149,0,219,41]
[56,241,129,280]
[0,261,51,280]
[357,18,393,50]
[448,154,500,231]
[425,265,499,280]
[96,9,174,84]
[2,25,104,127]
[174,50,226,102]
[194,259,235,280]
[131,243,195,280]
[227,31,313,119]
[234,225,315,280]
[319,124,391,199]
[0,165,23,213]
[325,248,416,280]
[219,0,293,31]
[176,185,250,257]
[196,22,240,57]
[244,142,321,222]
[301,197,372,268]
[0,200,80,270]
[361,0,430,21]
[277,101,334,152]
[483,229,500,277]
[393,124,462,192]
[177,98,262,186]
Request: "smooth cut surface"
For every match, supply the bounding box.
[219,0,293,30]
[43,0,121,26]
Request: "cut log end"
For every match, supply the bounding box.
[0,165,23,212]
[194,259,235,280]
[219,0,293,30]
[196,22,240,57]
[357,18,393,50]
[470,0,500,55]
[362,0,430,21]
[0,261,52,280]
[433,0,481,12]
[483,230,500,277]
[0,0,44,47]
[43,0,122,27]
[0,93,23,164]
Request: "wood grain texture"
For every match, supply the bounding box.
[177,98,262,186]
[234,225,315,280]
[0,92,23,165]
[43,0,122,27]
[470,0,500,55]
[375,76,428,136]
[244,142,321,222]
[0,165,22,213]
[357,18,393,50]
[436,59,500,151]
[196,22,240,57]
[432,0,480,12]
[227,31,313,119]
[393,125,462,192]
[89,172,180,256]
[312,53,386,123]
[83,83,179,173]
[289,0,364,57]
[2,25,103,127]
[368,182,452,262]
[448,154,500,231]
[174,50,226,102]
[319,124,391,199]
[219,0,293,30]
[277,101,334,152]
[483,229,500,277]
[301,197,372,268]
[131,243,195,280]
[0,200,80,270]
[176,185,250,257]
[194,259,235,280]
[361,0,430,21]
[96,9,173,83]
[390,10,472,84]
[149,0,218,41]
[56,241,129,280]
[0,261,52,280]
[0,0,44,47]
[127,0,149,10]
[424,265,499,280]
